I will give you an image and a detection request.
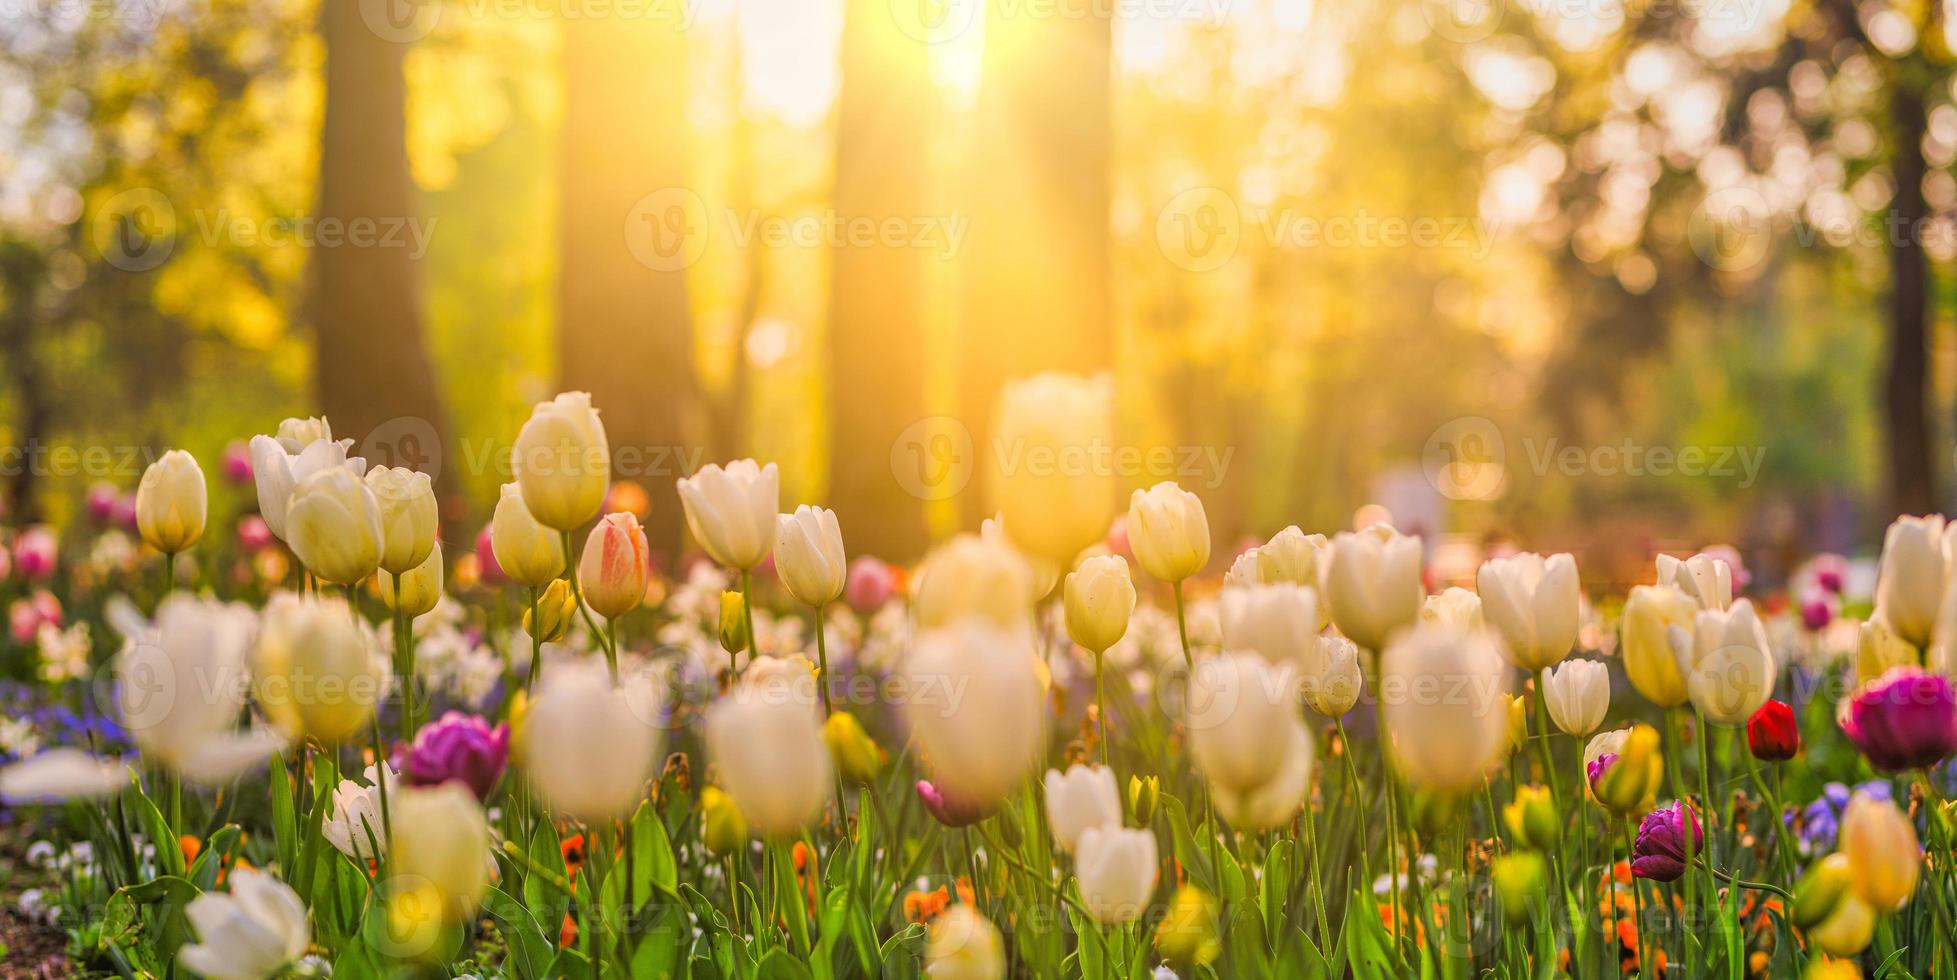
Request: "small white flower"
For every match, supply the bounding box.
[37,621,92,682]
[0,718,41,759]
[25,841,55,868]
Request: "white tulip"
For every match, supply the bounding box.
[1125,482,1210,582]
[982,514,1060,601]
[903,619,1045,815]
[775,505,847,606]
[1380,623,1512,794]
[135,449,207,554]
[1219,583,1319,667]
[988,372,1117,564]
[117,596,287,784]
[1250,526,1331,590]
[284,467,384,585]
[511,391,610,532]
[1212,718,1311,830]
[0,749,131,803]
[1477,552,1581,670]
[252,595,387,745]
[1186,652,1299,795]
[677,458,780,570]
[364,466,439,575]
[1420,587,1483,632]
[1670,598,1775,724]
[248,425,366,542]
[274,416,333,453]
[321,762,398,864]
[913,534,1032,629]
[1074,825,1158,924]
[379,541,444,619]
[489,482,565,588]
[1064,554,1136,654]
[1874,515,1955,647]
[707,657,832,837]
[520,660,661,823]
[924,906,1006,980]
[1657,552,1735,613]
[1620,584,1696,708]
[1541,659,1609,736]
[1301,635,1363,717]
[387,782,492,922]
[178,868,310,980]
[1324,524,1424,651]
[1043,764,1121,854]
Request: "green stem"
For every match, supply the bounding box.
[392,599,416,741]
[1336,720,1374,901]
[1303,789,1331,950]
[1171,580,1192,670]
[1094,649,1109,766]
[740,567,758,670]
[603,618,620,684]
[562,530,610,661]
[1698,861,1792,900]
[1623,819,1650,978]
[813,605,849,831]
[525,585,544,691]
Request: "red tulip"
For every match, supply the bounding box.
[1747,699,1800,761]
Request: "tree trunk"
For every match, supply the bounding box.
[957,4,1114,528]
[1885,84,1936,518]
[312,1,451,489]
[558,13,695,561]
[826,0,936,562]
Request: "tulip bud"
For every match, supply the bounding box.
[718,591,749,655]
[700,786,749,856]
[903,620,1044,816]
[1421,587,1483,631]
[1155,886,1221,971]
[135,450,207,554]
[822,711,883,785]
[1839,668,1957,772]
[1324,524,1423,651]
[1074,825,1158,924]
[1493,852,1547,926]
[1125,482,1210,582]
[1541,659,1609,737]
[1792,853,1853,929]
[1471,551,1575,669]
[1128,774,1159,826]
[1589,724,1663,816]
[1212,720,1311,831]
[1186,653,1300,796]
[1381,623,1513,794]
[775,505,847,607]
[490,483,565,588]
[1301,635,1363,718]
[913,534,1033,629]
[1042,764,1121,854]
[1855,618,1920,687]
[1658,552,1735,611]
[1219,583,1318,667]
[1064,554,1136,654]
[1504,785,1559,851]
[285,468,385,585]
[707,660,831,837]
[677,459,780,570]
[380,541,445,619]
[387,782,491,923]
[924,906,1006,980]
[1873,514,1951,647]
[365,466,438,575]
[1746,699,1800,761]
[1630,801,1704,882]
[1239,526,1330,597]
[1506,694,1529,756]
[578,512,649,620]
[252,595,387,745]
[1674,599,1775,724]
[1839,791,1921,912]
[511,391,610,532]
[1620,585,1695,708]
[524,579,577,643]
[520,660,662,823]
[989,372,1117,565]
[1807,892,1876,957]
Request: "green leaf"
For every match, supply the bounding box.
[270,751,298,875]
[187,824,240,891]
[877,923,925,980]
[123,874,200,907]
[1069,905,1106,979]
[129,785,187,878]
[483,885,555,980]
[756,948,814,980]
[633,801,679,899]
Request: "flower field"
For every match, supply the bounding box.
[0,384,1953,980]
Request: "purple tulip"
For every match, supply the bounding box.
[1631,801,1704,882]
[399,712,509,801]
[916,780,995,828]
[1840,668,1957,772]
